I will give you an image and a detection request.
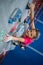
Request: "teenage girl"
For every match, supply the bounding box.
[4,3,40,47]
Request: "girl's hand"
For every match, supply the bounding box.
[3,34,13,42]
[30,3,35,9]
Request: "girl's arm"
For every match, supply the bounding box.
[4,34,25,43]
[29,3,35,29]
[12,36,25,43]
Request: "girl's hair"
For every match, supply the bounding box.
[31,29,40,39]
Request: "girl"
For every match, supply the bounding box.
[4,3,40,48]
